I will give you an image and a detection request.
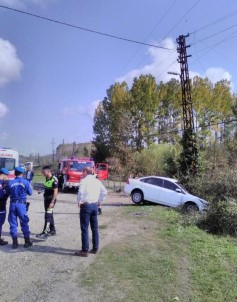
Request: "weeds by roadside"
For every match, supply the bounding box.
[79,206,237,302]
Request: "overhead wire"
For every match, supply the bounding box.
[116,0,177,77]
[189,8,237,35]
[0,4,172,50]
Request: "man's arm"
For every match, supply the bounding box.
[26,181,33,196]
[77,179,86,207]
[98,182,107,205]
[49,188,58,208]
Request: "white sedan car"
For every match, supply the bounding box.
[124,176,208,212]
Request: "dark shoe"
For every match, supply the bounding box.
[36,232,48,239]
[12,238,18,249]
[89,248,98,254]
[0,238,8,246]
[48,230,56,236]
[24,238,33,248]
[74,250,89,257]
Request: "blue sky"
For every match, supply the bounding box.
[0,0,237,155]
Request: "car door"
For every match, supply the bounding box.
[158,179,183,207]
[141,177,163,203]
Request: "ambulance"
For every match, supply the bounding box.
[0,147,19,179]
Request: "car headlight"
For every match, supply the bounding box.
[199,198,208,205]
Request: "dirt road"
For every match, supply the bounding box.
[0,189,131,302]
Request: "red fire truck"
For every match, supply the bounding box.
[96,163,109,180]
[57,157,108,192]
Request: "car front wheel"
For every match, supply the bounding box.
[183,202,199,214]
[131,190,144,204]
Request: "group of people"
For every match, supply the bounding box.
[0,165,107,257]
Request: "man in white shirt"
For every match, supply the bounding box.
[75,166,107,257]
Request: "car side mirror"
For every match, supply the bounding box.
[175,188,182,193]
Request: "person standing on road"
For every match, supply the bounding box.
[0,168,10,246]
[75,166,107,257]
[7,166,33,249]
[25,166,34,184]
[36,166,58,239]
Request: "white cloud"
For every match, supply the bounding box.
[0,38,23,86]
[204,68,231,84]
[117,38,180,85]
[117,38,232,87]
[62,100,101,120]
[0,102,9,118]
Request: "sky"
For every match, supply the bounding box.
[0,0,237,156]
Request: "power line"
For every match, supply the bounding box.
[162,0,201,39]
[0,4,172,50]
[189,9,237,35]
[191,23,237,46]
[116,0,177,77]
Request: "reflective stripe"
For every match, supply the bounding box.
[46,208,53,213]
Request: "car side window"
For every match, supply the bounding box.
[142,177,163,187]
[163,180,178,191]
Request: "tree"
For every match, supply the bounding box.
[130,75,160,151]
[92,102,110,162]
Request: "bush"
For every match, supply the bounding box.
[187,164,237,202]
[133,143,181,176]
[198,199,237,236]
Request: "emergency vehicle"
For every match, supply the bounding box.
[96,163,109,180]
[57,157,95,191]
[0,147,19,179]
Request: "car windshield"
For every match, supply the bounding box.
[69,161,94,172]
[176,182,189,193]
[0,158,15,171]
[97,165,107,171]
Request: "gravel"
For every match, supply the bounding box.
[0,189,130,302]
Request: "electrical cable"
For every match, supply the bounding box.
[0,4,172,50]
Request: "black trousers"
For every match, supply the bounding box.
[43,197,56,232]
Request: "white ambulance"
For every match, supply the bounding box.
[0,147,19,179]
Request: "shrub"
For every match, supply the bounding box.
[198,199,237,236]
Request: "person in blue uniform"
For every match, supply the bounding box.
[0,168,9,246]
[7,166,33,249]
[36,166,58,239]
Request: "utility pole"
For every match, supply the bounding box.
[176,34,198,176]
[72,141,76,157]
[62,139,65,157]
[51,138,55,163]
[177,34,194,131]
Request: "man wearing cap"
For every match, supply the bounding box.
[0,168,9,245]
[7,166,33,249]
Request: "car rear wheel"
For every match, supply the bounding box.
[184,202,199,214]
[131,190,144,204]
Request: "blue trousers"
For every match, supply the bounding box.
[8,203,30,239]
[0,211,6,237]
[80,203,99,252]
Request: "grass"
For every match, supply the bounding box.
[79,206,237,302]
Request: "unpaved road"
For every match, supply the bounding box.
[0,189,131,302]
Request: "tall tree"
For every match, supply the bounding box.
[130,74,160,151]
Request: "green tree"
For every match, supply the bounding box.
[130,75,160,151]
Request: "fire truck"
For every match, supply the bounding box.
[0,147,19,179]
[57,157,109,192]
[96,163,109,180]
[57,157,108,192]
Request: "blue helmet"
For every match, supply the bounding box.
[0,167,10,175]
[15,166,24,173]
